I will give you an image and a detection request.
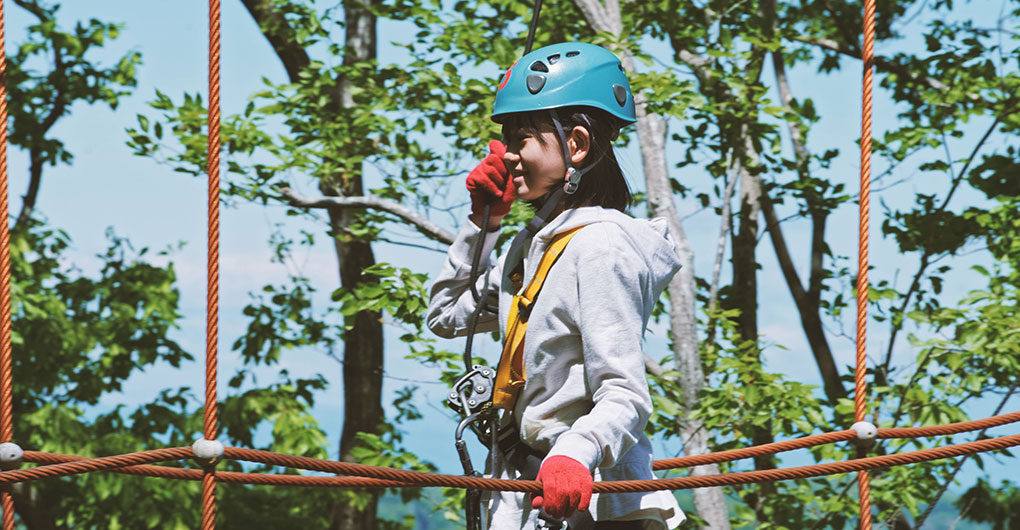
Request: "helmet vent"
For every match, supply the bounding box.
[612,84,628,106]
[529,61,549,72]
[566,51,580,57]
[618,64,624,71]
[547,54,560,64]
[527,74,547,94]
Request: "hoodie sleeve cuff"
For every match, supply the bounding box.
[449,220,501,270]
[545,433,602,473]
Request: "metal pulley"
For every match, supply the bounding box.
[447,365,497,416]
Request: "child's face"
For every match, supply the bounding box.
[502,125,567,201]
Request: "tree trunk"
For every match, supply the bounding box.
[731,165,760,344]
[731,143,779,521]
[11,484,57,530]
[241,1,383,527]
[328,2,382,529]
[637,108,733,530]
[569,2,732,527]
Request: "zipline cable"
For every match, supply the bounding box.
[0,0,14,527]
[856,0,877,527]
[463,0,545,372]
[204,0,222,528]
[524,0,544,54]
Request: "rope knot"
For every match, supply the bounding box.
[851,421,878,449]
[0,443,21,471]
[192,438,225,468]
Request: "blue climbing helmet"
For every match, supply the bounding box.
[492,42,636,125]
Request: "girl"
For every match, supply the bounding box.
[428,42,686,530]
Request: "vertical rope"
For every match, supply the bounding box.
[0,0,15,527]
[203,0,221,528]
[856,0,877,527]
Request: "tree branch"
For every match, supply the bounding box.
[11,483,57,530]
[879,111,1006,384]
[11,0,47,20]
[793,35,951,93]
[14,0,68,230]
[759,188,845,403]
[239,0,312,84]
[280,188,455,245]
[708,164,738,315]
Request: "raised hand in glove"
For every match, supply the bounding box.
[531,455,593,520]
[466,140,514,227]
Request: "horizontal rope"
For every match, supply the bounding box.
[654,430,856,470]
[602,432,1020,493]
[655,410,1020,470]
[223,447,536,492]
[25,451,199,480]
[23,451,403,488]
[878,410,1020,439]
[6,431,1017,491]
[0,447,191,484]
[224,432,1020,492]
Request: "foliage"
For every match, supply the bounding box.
[10,221,197,529]
[7,0,140,168]
[16,0,1016,528]
[955,479,1020,530]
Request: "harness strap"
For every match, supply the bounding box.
[492,225,586,409]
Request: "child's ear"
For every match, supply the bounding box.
[568,126,591,165]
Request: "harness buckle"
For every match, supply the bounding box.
[517,297,534,321]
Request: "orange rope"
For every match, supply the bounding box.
[5,433,1018,492]
[0,447,194,483]
[878,410,1020,438]
[9,404,1012,487]
[654,431,856,470]
[0,0,14,527]
[651,410,1020,471]
[857,0,878,526]
[204,0,222,528]
[0,0,1003,525]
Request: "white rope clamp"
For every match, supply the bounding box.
[0,442,23,470]
[851,421,878,447]
[192,438,224,467]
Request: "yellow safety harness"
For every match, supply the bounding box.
[492,225,586,409]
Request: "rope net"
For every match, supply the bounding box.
[0,0,1015,528]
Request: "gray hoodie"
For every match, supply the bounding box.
[428,206,685,529]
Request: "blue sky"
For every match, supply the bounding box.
[5,0,1017,505]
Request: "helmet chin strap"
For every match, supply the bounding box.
[549,108,606,197]
[550,109,580,196]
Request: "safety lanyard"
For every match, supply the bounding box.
[492,225,586,409]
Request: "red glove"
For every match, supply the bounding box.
[466,140,514,218]
[531,455,593,520]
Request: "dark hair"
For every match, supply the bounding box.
[500,106,631,212]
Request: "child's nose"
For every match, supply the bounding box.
[503,149,520,166]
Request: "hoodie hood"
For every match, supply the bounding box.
[532,206,683,288]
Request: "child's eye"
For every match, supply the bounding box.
[507,135,528,150]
